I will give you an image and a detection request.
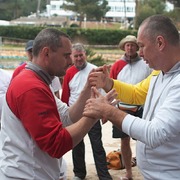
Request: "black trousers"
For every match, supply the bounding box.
[72,120,112,180]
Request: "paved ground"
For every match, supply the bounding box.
[64,121,143,180]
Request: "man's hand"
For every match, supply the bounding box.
[88,65,113,91]
[94,64,111,77]
[83,86,118,121]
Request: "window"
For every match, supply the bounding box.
[51,5,56,10]
[127,7,134,12]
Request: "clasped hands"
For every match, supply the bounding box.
[84,65,118,124]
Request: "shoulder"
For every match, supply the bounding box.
[0,69,12,84]
[114,59,126,64]
[12,69,48,89]
[63,65,79,82]
[87,62,97,68]
[12,63,27,79]
[111,59,127,68]
[66,65,76,73]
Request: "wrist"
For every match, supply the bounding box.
[104,78,113,92]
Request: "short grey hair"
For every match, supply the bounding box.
[140,15,179,46]
[33,28,70,57]
[72,43,86,52]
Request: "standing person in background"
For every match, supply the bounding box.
[0,68,12,120]
[51,76,61,99]
[55,74,67,180]
[12,40,34,78]
[85,15,180,180]
[110,35,152,180]
[0,28,117,180]
[61,43,112,180]
[12,40,61,98]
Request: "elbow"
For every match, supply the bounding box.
[146,129,171,148]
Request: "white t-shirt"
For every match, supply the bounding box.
[51,76,61,93]
[0,69,12,119]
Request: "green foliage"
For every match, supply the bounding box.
[135,0,166,29]
[88,55,106,66]
[0,0,47,20]
[0,26,138,46]
[167,0,180,7]
[145,0,166,13]
[70,23,80,28]
[86,48,106,66]
[63,0,110,27]
[65,28,137,45]
[135,5,156,29]
[164,8,180,24]
[0,26,43,39]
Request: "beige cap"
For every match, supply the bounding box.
[119,35,139,51]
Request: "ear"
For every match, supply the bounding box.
[41,47,50,57]
[156,36,165,51]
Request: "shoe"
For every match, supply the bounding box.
[131,157,136,167]
[72,176,83,180]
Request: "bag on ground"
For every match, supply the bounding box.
[106,150,124,170]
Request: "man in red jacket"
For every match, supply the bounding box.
[0,28,116,180]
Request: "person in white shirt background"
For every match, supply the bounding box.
[0,68,12,120]
[61,43,112,180]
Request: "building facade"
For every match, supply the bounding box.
[105,0,135,22]
[46,0,75,17]
[47,0,136,22]
[47,0,173,22]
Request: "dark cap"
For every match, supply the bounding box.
[25,40,34,51]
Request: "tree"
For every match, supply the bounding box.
[167,0,180,7]
[0,0,46,20]
[36,0,42,18]
[164,0,180,25]
[134,0,166,29]
[63,0,110,28]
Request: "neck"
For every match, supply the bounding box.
[161,47,180,73]
[123,53,141,63]
[75,62,87,70]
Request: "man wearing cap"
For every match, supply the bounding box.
[12,40,33,78]
[110,35,152,180]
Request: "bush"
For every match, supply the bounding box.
[86,48,106,66]
[70,23,79,28]
[0,26,137,46]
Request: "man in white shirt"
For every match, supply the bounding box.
[61,43,112,180]
[0,68,12,120]
[84,15,180,180]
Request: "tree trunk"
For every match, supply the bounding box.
[36,0,41,18]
